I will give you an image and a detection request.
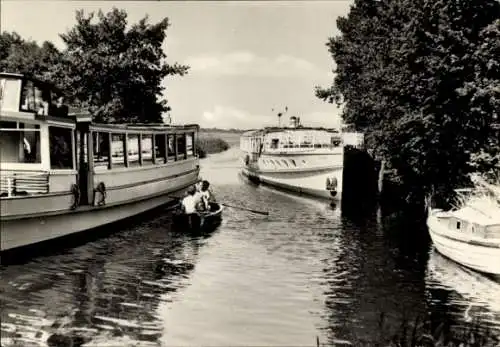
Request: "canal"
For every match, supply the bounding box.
[1,147,499,346]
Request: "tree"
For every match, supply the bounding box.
[317,0,500,204]
[55,8,188,123]
[0,31,62,81]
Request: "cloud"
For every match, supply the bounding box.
[190,105,342,130]
[184,51,324,77]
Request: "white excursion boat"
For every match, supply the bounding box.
[0,72,201,252]
[426,178,500,277]
[240,115,343,201]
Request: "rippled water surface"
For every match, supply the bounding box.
[1,148,500,346]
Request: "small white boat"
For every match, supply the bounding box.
[426,180,500,277]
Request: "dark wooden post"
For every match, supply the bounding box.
[184,133,188,159]
[167,134,168,163]
[192,132,196,157]
[107,132,113,170]
[86,131,95,205]
[138,133,143,166]
[152,134,156,163]
[123,133,129,168]
[174,134,178,161]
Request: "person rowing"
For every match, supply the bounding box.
[181,186,199,228]
[197,180,216,212]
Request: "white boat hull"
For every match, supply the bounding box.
[1,170,199,252]
[427,211,500,276]
[241,166,342,200]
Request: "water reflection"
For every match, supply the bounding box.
[426,248,500,332]
[0,212,217,346]
[321,207,431,346]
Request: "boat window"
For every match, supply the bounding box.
[111,134,125,168]
[291,159,297,166]
[282,160,289,167]
[0,78,22,111]
[456,221,461,230]
[177,134,186,160]
[127,134,140,167]
[0,122,41,164]
[93,132,110,169]
[20,80,51,115]
[186,133,194,157]
[331,137,341,147]
[49,126,73,169]
[155,134,166,164]
[167,134,176,161]
[271,139,279,149]
[141,134,153,165]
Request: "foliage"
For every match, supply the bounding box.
[1,7,187,124]
[0,32,62,81]
[196,137,230,158]
[317,0,500,204]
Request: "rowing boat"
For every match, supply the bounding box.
[172,202,224,233]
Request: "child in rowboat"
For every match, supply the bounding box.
[197,180,215,212]
[181,186,199,228]
[181,186,198,215]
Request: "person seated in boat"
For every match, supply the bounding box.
[181,186,198,216]
[197,180,216,212]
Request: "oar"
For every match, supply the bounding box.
[219,202,269,216]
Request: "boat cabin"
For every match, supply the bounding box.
[241,127,342,154]
[1,72,198,203]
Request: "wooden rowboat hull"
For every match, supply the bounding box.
[172,202,224,233]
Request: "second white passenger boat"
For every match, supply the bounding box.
[240,115,344,201]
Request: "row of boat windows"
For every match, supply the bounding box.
[88,131,194,170]
[261,158,307,168]
[0,121,195,170]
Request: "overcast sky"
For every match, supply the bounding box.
[1,1,353,129]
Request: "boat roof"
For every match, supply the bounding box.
[242,126,340,137]
[451,199,500,226]
[1,72,199,131]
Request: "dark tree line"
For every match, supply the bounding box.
[318,0,500,204]
[1,8,188,123]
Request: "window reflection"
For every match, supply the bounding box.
[141,135,153,165]
[111,134,125,168]
[155,134,166,164]
[0,122,41,164]
[128,134,140,166]
[49,126,73,169]
[93,132,109,169]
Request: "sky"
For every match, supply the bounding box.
[1,1,353,129]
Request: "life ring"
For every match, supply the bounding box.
[95,182,106,206]
[326,177,337,190]
[70,184,80,210]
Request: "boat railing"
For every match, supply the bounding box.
[0,171,49,197]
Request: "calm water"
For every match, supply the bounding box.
[1,148,500,347]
